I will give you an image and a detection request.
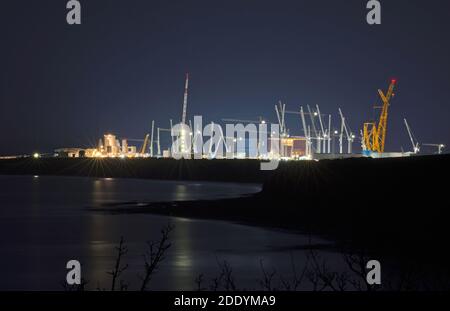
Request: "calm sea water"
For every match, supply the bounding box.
[0,175,343,290]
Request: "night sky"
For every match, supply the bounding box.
[1,0,450,155]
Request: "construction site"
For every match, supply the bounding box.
[53,75,445,161]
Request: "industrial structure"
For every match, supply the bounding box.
[50,76,445,161]
[362,79,396,155]
[404,119,445,155]
[55,134,151,158]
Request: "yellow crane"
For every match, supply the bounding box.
[363,79,396,153]
[140,134,150,155]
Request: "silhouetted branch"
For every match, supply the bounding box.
[107,236,129,291]
[139,223,174,291]
[343,251,371,291]
[259,260,277,291]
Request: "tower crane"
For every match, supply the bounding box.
[150,120,155,157]
[307,105,320,152]
[275,101,287,137]
[316,105,326,153]
[181,73,189,125]
[363,79,397,153]
[299,107,312,157]
[178,74,190,154]
[339,108,354,154]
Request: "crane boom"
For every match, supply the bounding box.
[363,79,396,153]
[316,105,325,136]
[181,73,189,125]
[404,118,419,153]
[377,80,396,153]
[307,105,318,138]
[140,134,150,155]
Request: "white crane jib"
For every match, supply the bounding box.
[327,114,331,154]
[307,105,320,153]
[275,101,287,137]
[338,108,353,154]
[181,73,189,125]
[178,73,190,155]
[316,105,327,153]
[404,118,420,154]
[300,106,311,157]
[150,120,155,157]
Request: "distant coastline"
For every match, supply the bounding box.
[0,157,270,184]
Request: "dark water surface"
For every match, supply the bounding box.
[0,175,342,290]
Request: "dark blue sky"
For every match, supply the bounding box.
[1,0,450,155]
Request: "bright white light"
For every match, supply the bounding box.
[261,120,266,124]
[334,130,338,135]
[33,153,40,159]
[314,112,318,116]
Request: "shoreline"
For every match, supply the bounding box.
[2,155,450,265]
[0,158,271,184]
[89,193,439,263]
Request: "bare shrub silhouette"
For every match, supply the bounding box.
[194,259,240,291]
[279,252,309,291]
[193,249,379,291]
[139,223,174,291]
[210,259,237,291]
[61,225,449,291]
[107,236,129,291]
[259,260,277,291]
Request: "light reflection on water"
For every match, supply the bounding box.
[0,175,344,290]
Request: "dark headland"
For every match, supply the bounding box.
[1,155,449,261]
